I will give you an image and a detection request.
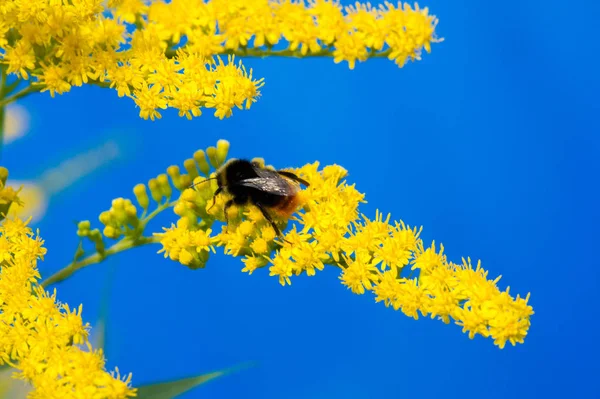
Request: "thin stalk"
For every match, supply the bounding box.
[41,235,161,288]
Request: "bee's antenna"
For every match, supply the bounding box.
[189,176,217,188]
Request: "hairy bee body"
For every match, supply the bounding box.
[210,159,309,238]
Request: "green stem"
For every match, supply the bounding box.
[0,84,43,107]
[165,47,392,59]
[40,235,161,288]
[41,201,174,288]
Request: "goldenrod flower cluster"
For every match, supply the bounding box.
[146,0,439,69]
[0,215,136,398]
[0,0,263,120]
[1,1,439,120]
[155,149,533,349]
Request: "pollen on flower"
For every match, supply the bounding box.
[0,214,135,398]
[158,147,532,349]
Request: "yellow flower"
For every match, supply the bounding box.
[268,249,295,286]
[3,41,36,79]
[339,250,380,294]
[0,215,135,398]
[39,64,71,98]
[333,32,368,69]
[157,155,533,348]
[131,83,168,121]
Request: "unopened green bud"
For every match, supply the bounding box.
[157,174,172,198]
[167,165,183,190]
[194,149,211,176]
[89,229,105,253]
[216,139,230,166]
[133,183,150,210]
[124,202,138,225]
[197,248,210,263]
[183,159,199,181]
[148,178,163,203]
[78,220,91,230]
[179,174,192,188]
[206,146,219,169]
[77,220,91,237]
[0,167,8,186]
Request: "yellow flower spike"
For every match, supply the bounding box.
[0,0,439,125]
[145,145,531,349]
[0,215,135,397]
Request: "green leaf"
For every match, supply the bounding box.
[135,363,252,399]
[91,262,117,351]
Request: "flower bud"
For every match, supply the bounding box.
[183,159,199,181]
[112,197,125,210]
[78,220,91,231]
[179,174,192,189]
[216,139,230,166]
[205,146,220,169]
[133,183,150,210]
[167,165,183,190]
[0,167,8,185]
[173,201,187,216]
[193,149,211,176]
[89,229,105,253]
[157,174,172,199]
[103,225,120,239]
[181,188,198,202]
[148,178,163,203]
[99,211,112,225]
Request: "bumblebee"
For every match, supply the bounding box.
[203,159,310,238]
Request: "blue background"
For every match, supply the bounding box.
[3,0,599,398]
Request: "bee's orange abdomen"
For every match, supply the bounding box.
[273,194,301,218]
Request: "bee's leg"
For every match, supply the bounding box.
[255,202,291,244]
[207,187,223,211]
[223,199,234,233]
[276,171,310,187]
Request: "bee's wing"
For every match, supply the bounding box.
[236,177,294,196]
